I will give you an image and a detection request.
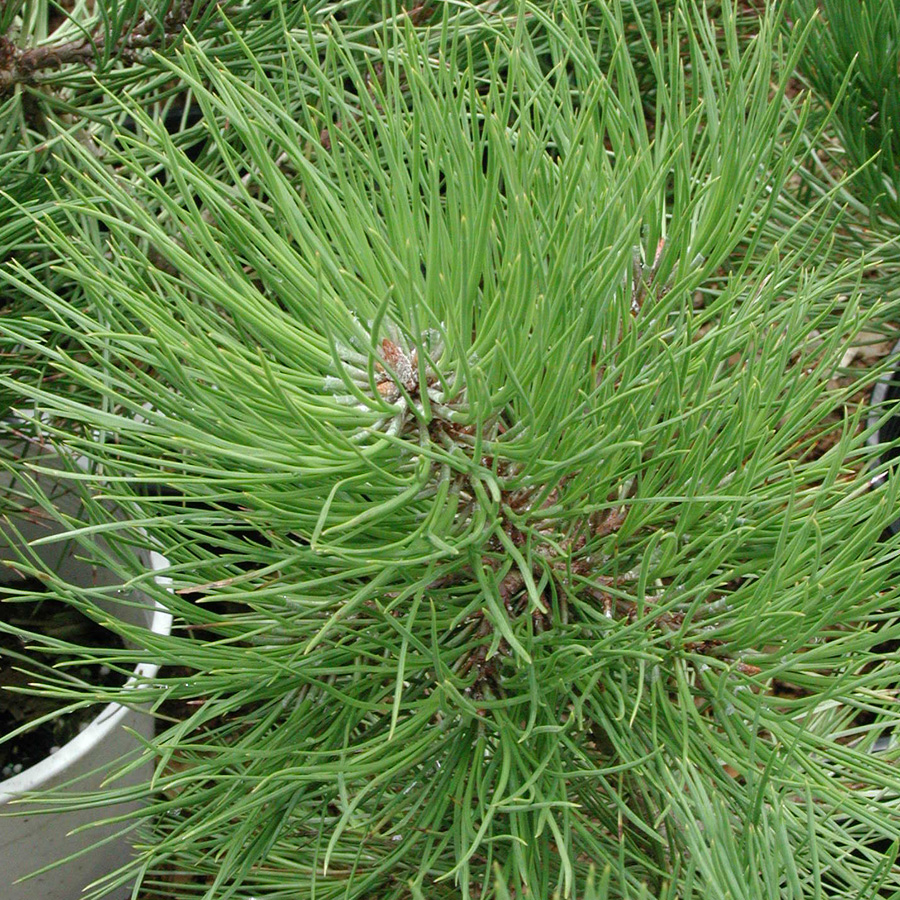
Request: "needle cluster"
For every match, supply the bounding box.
[1,3,900,900]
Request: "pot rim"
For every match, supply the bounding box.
[0,548,172,800]
[866,337,900,540]
[866,336,900,453]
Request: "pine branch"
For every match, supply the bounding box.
[0,1,199,95]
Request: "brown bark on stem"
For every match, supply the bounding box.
[0,35,95,94]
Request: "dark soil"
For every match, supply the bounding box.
[0,576,127,778]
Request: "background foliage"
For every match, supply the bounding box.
[787,0,900,222]
[2,2,900,899]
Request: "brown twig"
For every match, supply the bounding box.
[0,35,95,93]
[0,1,202,95]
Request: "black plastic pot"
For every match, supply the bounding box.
[867,337,900,537]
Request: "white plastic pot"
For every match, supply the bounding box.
[0,453,172,900]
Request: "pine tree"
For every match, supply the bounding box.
[2,2,900,898]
